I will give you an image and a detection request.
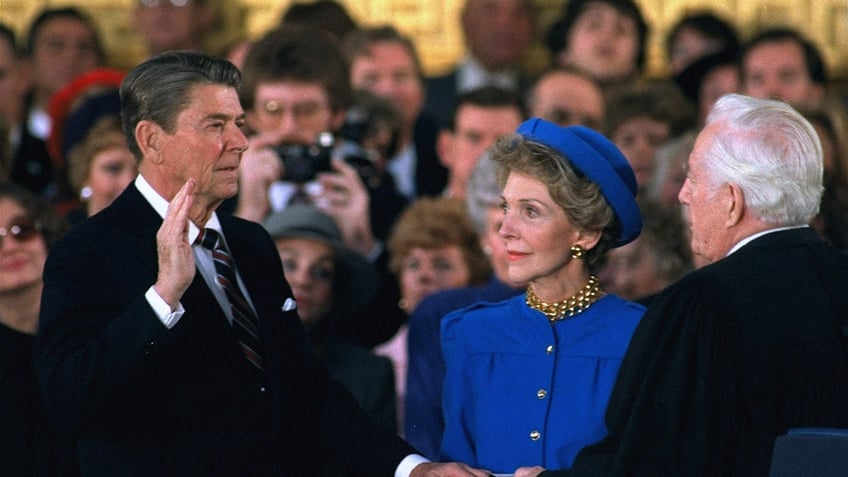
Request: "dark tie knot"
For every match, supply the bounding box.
[198,228,220,251]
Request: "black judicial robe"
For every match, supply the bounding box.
[541,227,848,477]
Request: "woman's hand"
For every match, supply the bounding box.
[514,466,546,477]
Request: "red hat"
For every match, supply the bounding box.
[47,68,126,168]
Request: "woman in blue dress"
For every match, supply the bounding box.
[439,118,646,474]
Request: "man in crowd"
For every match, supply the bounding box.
[235,25,407,254]
[423,0,536,128]
[132,0,218,58]
[342,25,447,200]
[525,67,606,131]
[437,86,525,199]
[24,7,103,142]
[741,27,826,110]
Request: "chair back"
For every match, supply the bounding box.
[769,428,848,477]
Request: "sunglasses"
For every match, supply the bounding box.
[0,216,43,247]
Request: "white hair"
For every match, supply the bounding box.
[465,150,501,235]
[702,94,823,225]
[647,129,696,202]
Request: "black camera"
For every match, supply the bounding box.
[272,132,334,184]
[333,139,380,186]
[273,129,381,186]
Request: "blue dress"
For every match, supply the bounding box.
[439,293,644,473]
[406,277,523,458]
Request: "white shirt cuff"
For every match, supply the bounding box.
[395,454,430,477]
[145,286,185,329]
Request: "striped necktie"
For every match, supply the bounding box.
[198,228,264,371]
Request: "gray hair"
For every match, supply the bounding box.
[465,151,501,235]
[701,94,823,225]
[647,130,696,203]
[121,51,241,159]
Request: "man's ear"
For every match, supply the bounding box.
[437,129,454,168]
[135,120,163,164]
[725,183,745,227]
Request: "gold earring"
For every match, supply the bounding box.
[570,244,584,259]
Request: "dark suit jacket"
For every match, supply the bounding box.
[10,125,54,197]
[37,184,416,476]
[423,66,532,130]
[412,114,448,198]
[321,342,397,432]
[423,71,461,129]
[542,228,848,477]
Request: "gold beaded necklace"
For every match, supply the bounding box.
[526,275,602,322]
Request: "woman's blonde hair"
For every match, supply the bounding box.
[67,116,127,195]
[491,133,618,265]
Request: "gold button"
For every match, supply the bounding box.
[536,389,547,399]
[530,430,541,440]
[546,345,554,354]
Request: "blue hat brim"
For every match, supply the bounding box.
[516,118,642,246]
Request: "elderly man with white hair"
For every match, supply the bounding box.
[515,93,848,477]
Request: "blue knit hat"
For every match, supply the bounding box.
[61,90,122,161]
[516,118,642,246]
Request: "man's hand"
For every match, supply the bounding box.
[315,160,376,257]
[234,131,283,222]
[514,466,545,477]
[411,462,492,477]
[154,179,197,309]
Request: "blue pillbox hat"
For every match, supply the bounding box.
[516,117,642,246]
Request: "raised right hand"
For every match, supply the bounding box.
[154,179,197,309]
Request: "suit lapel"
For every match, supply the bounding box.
[108,185,162,276]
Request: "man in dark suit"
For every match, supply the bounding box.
[423,0,536,128]
[513,94,848,477]
[36,51,489,477]
[341,25,449,200]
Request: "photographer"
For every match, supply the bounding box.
[236,25,410,351]
[235,25,407,256]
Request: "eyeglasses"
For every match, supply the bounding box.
[138,0,195,8]
[258,99,329,123]
[0,216,43,248]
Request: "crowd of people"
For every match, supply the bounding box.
[1,1,847,476]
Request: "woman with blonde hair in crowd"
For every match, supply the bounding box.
[65,112,137,223]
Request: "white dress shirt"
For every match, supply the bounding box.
[457,55,520,94]
[726,225,808,257]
